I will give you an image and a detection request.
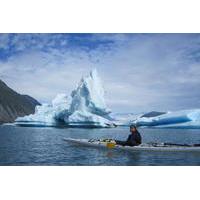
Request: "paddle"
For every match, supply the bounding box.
[106,141,116,148]
[164,142,200,147]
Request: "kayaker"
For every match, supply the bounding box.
[115,125,142,146]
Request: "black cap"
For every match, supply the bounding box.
[130,124,137,129]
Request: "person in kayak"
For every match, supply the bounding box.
[115,125,142,146]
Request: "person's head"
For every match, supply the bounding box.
[130,125,137,133]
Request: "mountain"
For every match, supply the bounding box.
[0,79,40,124]
[141,111,166,118]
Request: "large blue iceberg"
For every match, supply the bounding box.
[15,69,114,128]
[134,109,200,128]
[14,69,200,128]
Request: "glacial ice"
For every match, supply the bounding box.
[133,109,200,128]
[15,93,70,126]
[15,69,114,128]
[64,69,113,127]
[111,113,143,126]
[14,69,200,128]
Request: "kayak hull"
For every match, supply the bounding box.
[63,138,200,152]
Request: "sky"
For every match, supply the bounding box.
[0,33,200,113]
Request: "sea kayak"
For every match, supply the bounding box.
[63,138,200,152]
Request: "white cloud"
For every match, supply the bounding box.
[1,34,200,112]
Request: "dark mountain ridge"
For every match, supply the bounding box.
[141,111,166,118]
[0,79,40,124]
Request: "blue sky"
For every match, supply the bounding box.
[0,33,200,113]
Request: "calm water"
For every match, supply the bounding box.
[0,125,200,165]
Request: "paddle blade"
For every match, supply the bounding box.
[106,142,116,148]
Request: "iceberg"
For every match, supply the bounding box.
[15,69,114,128]
[111,113,143,126]
[15,93,70,127]
[64,69,113,127]
[133,109,200,128]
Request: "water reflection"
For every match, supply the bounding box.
[1,125,200,165]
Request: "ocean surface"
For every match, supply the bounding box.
[0,125,200,166]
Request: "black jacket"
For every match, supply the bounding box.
[126,131,142,146]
